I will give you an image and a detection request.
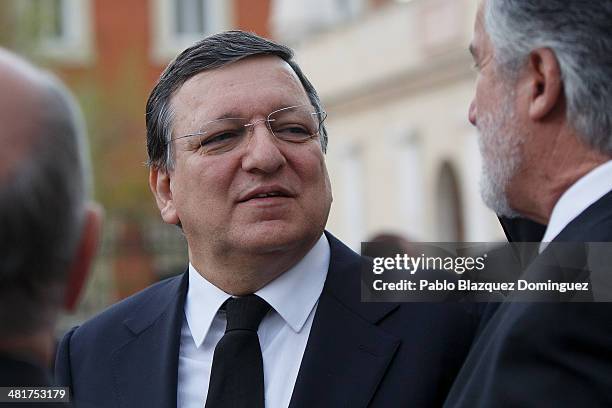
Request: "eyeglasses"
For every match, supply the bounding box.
[168,104,327,155]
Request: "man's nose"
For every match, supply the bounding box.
[241,121,287,174]
[468,99,477,126]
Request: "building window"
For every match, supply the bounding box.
[392,130,426,240]
[175,0,206,35]
[151,0,231,64]
[334,0,364,20]
[435,162,465,242]
[19,0,93,64]
[338,144,366,250]
[272,0,366,43]
[33,0,64,41]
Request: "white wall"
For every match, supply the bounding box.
[278,0,503,245]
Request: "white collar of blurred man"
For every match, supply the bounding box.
[0,48,101,367]
[469,0,612,226]
[146,32,332,297]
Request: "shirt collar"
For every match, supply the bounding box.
[185,264,232,348]
[540,160,612,252]
[185,233,330,347]
[256,234,330,333]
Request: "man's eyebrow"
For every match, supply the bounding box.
[216,112,245,120]
[468,43,478,59]
[197,104,301,124]
[197,111,245,124]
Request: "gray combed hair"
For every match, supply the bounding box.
[145,30,328,172]
[0,64,92,336]
[485,0,612,154]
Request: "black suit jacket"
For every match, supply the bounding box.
[444,191,612,408]
[56,232,483,407]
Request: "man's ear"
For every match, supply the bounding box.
[63,203,103,311]
[525,48,563,121]
[149,167,179,225]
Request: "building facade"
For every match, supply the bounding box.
[271,0,504,249]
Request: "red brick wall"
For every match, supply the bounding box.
[235,0,271,38]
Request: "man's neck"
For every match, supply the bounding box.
[187,236,320,295]
[509,133,611,224]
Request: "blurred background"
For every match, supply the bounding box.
[0,0,504,331]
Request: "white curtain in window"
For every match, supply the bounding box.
[271,0,365,42]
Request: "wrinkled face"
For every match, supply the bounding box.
[469,2,523,217]
[156,56,332,257]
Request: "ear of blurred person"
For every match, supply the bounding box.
[0,47,101,386]
[63,204,102,312]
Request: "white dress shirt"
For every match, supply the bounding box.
[177,234,330,408]
[540,160,612,252]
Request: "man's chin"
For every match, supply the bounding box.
[479,174,521,218]
[231,223,320,254]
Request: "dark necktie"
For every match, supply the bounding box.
[205,294,271,408]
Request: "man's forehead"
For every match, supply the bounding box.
[170,55,308,119]
[476,0,486,26]
[470,1,488,59]
[180,55,299,93]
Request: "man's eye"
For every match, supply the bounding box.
[200,131,240,146]
[282,126,308,134]
[273,125,312,141]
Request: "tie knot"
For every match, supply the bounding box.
[224,294,270,333]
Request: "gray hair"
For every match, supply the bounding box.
[484,0,612,154]
[0,62,92,336]
[145,30,327,172]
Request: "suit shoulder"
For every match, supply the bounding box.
[70,273,184,341]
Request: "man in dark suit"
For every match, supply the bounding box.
[56,31,482,407]
[0,48,101,404]
[445,1,612,406]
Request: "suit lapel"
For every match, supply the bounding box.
[289,233,400,408]
[112,271,188,408]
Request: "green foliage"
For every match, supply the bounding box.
[69,50,159,217]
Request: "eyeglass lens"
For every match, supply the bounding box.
[178,105,324,155]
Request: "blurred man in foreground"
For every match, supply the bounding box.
[445,1,612,406]
[0,49,100,388]
[56,31,483,408]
